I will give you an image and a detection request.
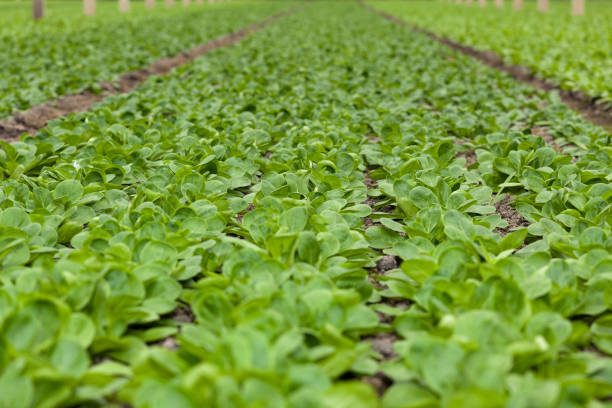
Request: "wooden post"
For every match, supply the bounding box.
[32,0,44,19]
[495,0,503,8]
[479,0,486,6]
[183,0,190,6]
[537,0,548,12]
[166,0,174,6]
[145,0,154,8]
[466,0,473,5]
[195,0,202,4]
[118,0,129,12]
[571,0,584,15]
[513,0,522,10]
[84,0,95,15]
[456,0,462,4]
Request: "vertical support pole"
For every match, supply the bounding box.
[183,0,190,6]
[456,0,462,4]
[537,0,548,12]
[32,0,44,20]
[466,0,473,5]
[495,0,503,8]
[145,0,154,8]
[571,0,584,15]
[166,0,174,6]
[84,0,95,15]
[479,0,486,6]
[195,0,202,4]
[513,0,522,10]
[119,0,129,12]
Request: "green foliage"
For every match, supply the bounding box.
[0,2,611,407]
[0,1,290,118]
[370,0,612,106]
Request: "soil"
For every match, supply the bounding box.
[362,373,393,397]
[531,126,579,162]
[455,149,477,167]
[362,2,612,133]
[236,203,255,223]
[159,337,178,350]
[364,168,378,189]
[493,194,529,237]
[169,304,195,323]
[361,333,398,395]
[531,126,561,151]
[369,332,398,360]
[376,254,399,273]
[0,6,298,141]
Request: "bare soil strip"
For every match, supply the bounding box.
[0,6,298,142]
[362,2,612,133]
[360,166,402,396]
[493,194,530,237]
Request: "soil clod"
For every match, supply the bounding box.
[494,195,529,236]
[363,372,393,396]
[455,149,477,167]
[170,304,195,323]
[376,255,399,273]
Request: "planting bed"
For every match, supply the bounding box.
[0,2,611,407]
[369,0,612,110]
[0,1,290,118]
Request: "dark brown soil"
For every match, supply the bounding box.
[159,337,178,350]
[362,217,379,228]
[532,126,561,152]
[0,6,298,141]
[376,254,399,273]
[362,3,612,133]
[362,373,393,397]
[455,149,477,167]
[383,298,411,309]
[361,333,398,395]
[367,254,399,290]
[169,304,195,323]
[152,304,195,351]
[368,332,398,360]
[364,168,378,189]
[236,203,255,223]
[494,195,529,237]
[531,126,579,162]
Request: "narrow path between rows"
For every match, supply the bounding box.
[0,4,299,142]
[361,1,612,133]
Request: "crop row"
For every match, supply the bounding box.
[1,2,611,407]
[0,1,290,119]
[369,0,612,108]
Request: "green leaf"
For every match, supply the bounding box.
[51,339,90,377]
[382,383,438,408]
[53,180,84,204]
[324,382,378,408]
[280,207,308,233]
[409,187,439,209]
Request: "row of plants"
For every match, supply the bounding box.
[369,0,612,109]
[0,1,290,118]
[0,2,611,406]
